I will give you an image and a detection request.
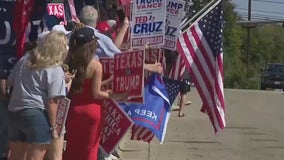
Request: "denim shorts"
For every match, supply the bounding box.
[8,108,52,144]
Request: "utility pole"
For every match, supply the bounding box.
[246,0,252,77]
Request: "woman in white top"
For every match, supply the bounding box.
[7,31,68,160]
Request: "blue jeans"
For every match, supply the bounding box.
[8,108,52,144]
[0,99,9,158]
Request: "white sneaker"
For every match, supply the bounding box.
[185,101,192,105]
[171,105,179,111]
[105,154,119,160]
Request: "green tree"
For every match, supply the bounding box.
[248,24,284,88]
[223,1,245,88]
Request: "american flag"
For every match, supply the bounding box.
[168,53,186,80]
[176,0,226,133]
[130,125,154,143]
[163,76,183,105]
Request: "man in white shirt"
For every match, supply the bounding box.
[79,6,123,58]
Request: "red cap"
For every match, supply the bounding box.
[97,21,110,33]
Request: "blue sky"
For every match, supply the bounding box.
[231,0,284,21]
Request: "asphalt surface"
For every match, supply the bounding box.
[117,88,284,160]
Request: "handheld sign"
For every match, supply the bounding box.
[113,50,145,98]
[100,57,114,90]
[47,3,66,25]
[131,0,167,48]
[56,97,71,137]
[163,0,185,50]
[100,99,133,154]
[133,0,165,13]
[144,48,166,81]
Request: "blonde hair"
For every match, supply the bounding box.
[28,31,68,69]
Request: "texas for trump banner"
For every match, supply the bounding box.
[127,48,166,104]
[163,0,185,50]
[144,48,166,81]
[100,57,114,90]
[131,0,166,48]
[100,99,133,154]
[113,50,145,98]
[47,3,66,25]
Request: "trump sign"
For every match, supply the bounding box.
[100,99,133,154]
[113,50,145,98]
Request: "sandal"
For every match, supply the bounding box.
[185,101,192,105]
[178,113,185,117]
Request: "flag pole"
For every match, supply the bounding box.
[147,142,151,160]
[181,0,216,31]
[95,0,101,21]
[181,0,222,33]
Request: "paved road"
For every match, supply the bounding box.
[117,88,284,160]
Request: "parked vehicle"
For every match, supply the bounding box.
[260,63,284,90]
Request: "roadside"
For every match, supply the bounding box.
[117,88,284,160]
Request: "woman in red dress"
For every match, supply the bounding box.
[63,27,125,160]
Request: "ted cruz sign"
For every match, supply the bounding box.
[131,0,166,49]
[131,13,166,48]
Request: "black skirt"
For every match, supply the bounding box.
[180,79,191,94]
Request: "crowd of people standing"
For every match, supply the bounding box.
[0,2,191,160]
[0,4,132,160]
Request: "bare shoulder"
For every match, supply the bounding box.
[89,59,102,68]
[85,59,102,78]
[88,58,102,72]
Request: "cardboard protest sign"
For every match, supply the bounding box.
[100,99,133,154]
[131,0,167,48]
[113,50,145,98]
[166,0,185,18]
[47,3,66,25]
[56,97,71,137]
[163,0,185,50]
[126,48,167,104]
[100,57,114,90]
[144,48,166,81]
[133,0,165,13]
